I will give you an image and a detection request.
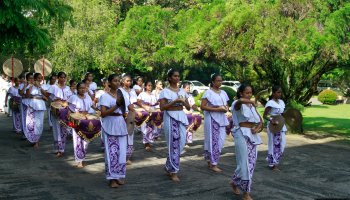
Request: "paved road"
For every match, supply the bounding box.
[1,113,350,200]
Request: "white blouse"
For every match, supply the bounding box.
[137,91,158,108]
[265,99,287,131]
[8,86,20,97]
[231,100,262,145]
[89,82,97,91]
[99,92,127,136]
[159,88,189,125]
[48,85,73,101]
[25,85,46,111]
[119,88,138,112]
[68,94,95,114]
[202,89,229,126]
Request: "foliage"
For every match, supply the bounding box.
[318,89,338,104]
[194,91,205,107]
[108,0,350,105]
[0,0,73,55]
[286,100,305,112]
[48,0,117,81]
[220,86,236,106]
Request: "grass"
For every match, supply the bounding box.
[257,104,350,135]
[303,104,350,135]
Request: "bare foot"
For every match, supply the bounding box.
[109,180,119,188]
[117,179,125,185]
[144,143,151,151]
[76,162,84,168]
[270,165,280,171]
[207,161,211,168]
[126,160,132,165]
[230,183,240,195]
[56,152,64,158]
[170,173,180,182]
[33,142,39,149]
[210,165,223,173]
[243,192,253,200]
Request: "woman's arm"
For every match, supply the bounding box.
[159,98,182,111]
[234,98,255,111]
[100,105,119,118]
[200,98,225,112]
[25,85,32,98]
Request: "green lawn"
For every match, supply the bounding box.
[257,104,350,135]
[303,104,350,135]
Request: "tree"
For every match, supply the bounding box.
[48,0,118,80]
[0,0,73,55]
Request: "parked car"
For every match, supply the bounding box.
[221,81,241,92]
[317,80,339,93]
[182,80,209,96]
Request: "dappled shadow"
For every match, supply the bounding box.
[1,113,350,200]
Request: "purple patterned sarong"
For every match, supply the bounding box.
[12,110,22,132]
[104,132,127,180]
[165,117,181,173]
[231,137,257,192]
[266,132,283,166]
[204,118,221,165]
[73,129,89,162]
[22,104,44,143]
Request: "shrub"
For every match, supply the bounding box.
[318,89,337,105]
[286,100,305,112]
[220,86,236,107]
[194,91,205,107]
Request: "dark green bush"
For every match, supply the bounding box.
[318,89,337,105]
[220,86,236,106]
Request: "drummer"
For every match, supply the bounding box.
[19,73,34,139]
[94,78,110,106]
[99,74,128,188]
[67,82,96,168]
[47,71,74,157]
[263,85,287,171]
[119,74,138,165]
[182,82,201,145]
[5,78,22,134]
[23,73,47,148]
[136,81,158,151]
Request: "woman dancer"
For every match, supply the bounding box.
[99,74,127,188]
[69,79,77,95]
[46,74,57,130]
[5,78,22,134]
[152,80,163,139]
[136,81,158,150]
[200,74,229,172]
[263,85,287,171]
[159,69,190,182]
[23,73,47,148]
[48,72,73,157]
[182,82,200,145]
[230,84,263,200]
[119,74,138,165]
[19,73,33,140]
[68,82,96,168]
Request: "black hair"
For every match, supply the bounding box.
[49,74,57,81]
[69,79,76,86]
[25,73,33,80]
[121,74,131,86]
[108,74,120,87]
[167,69,179,83]
[76,82,85,90]
[144,80,153,86]
[210,73,221,87]
[135,76,143,81]
[85,72,93,79]
[182,82,191,88]
[57,71,66,78]
[18,74,25,79]
[101,77,107,83]
[82,78,89,84]
[34,73,41,79]
[269,85,282,100]
[236,84,253,99]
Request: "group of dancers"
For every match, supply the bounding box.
[3,69,287,200]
